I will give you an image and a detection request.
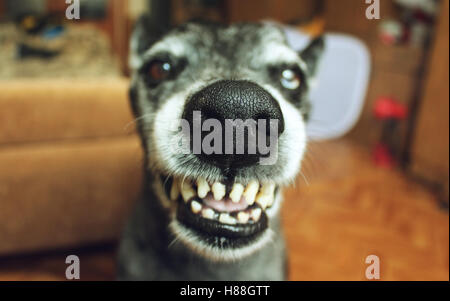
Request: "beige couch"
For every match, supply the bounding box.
[0,78,142,255]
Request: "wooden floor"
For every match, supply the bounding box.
[0,139,448,281]
[284,140,448,280]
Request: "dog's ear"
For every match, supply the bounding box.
[129,14,169,70]
[299,36,325,77]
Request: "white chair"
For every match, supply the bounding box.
[284,27,371,140]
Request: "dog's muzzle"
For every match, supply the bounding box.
[163,80,286,250]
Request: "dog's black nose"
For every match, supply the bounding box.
[182,80,284,169]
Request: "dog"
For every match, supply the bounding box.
[117,16,324,281]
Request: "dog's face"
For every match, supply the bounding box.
[129,19,324,261]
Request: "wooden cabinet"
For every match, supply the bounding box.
[226,0,319,23]
[410,0,449,204]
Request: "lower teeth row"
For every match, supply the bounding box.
[190,200,262,225]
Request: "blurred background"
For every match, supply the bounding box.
[0,0,448,280]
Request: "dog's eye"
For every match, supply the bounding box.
[280,69,301,90]
[148,60,172,82]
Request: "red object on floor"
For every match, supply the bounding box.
[374,97,408,120]
[373,143,395,168]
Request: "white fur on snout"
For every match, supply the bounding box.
[151,82,207,177]
[152,91,188,172]
[261,83,307,185]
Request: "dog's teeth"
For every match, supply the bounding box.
[202,208,215,220]
[230,183,244,203]
[212,182,226,201]
[170,178,180,201]
[180,180,196,203]
[251,208,262,221]
[191,200,202,214]
[243,180,259,205]
[219,213,237,225]
[255,182,275,209]
[256,195,270,209]
[260,182,276,196]
[237,211,250,223]
[196,177,210,199]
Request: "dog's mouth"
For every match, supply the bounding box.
[163,175,278,247]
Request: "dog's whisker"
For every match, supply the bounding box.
[123,114,153,132]
[168,234,182,249]
[299,171,310,186]
[163,174,172,188]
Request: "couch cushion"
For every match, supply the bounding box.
[0,136,142,255]
[0,78,134,145]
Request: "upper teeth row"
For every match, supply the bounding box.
[170,177,276,210]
